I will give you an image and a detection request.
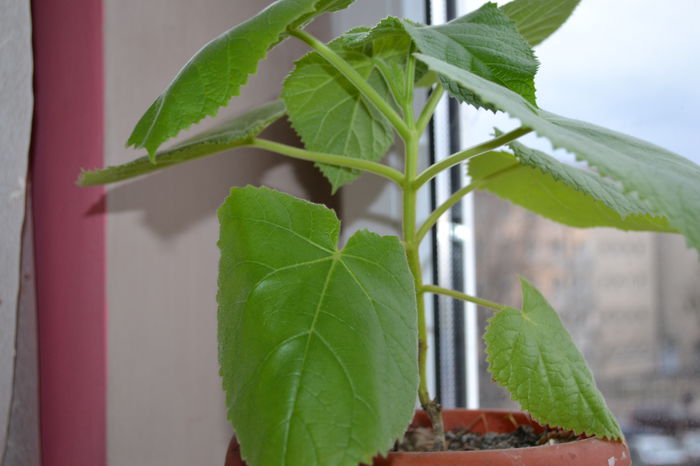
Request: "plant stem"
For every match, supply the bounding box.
[415,161,520,243]
[415,84,444,135]
[402,134,423,397]
[416,181,476,244]
[251,138,404,185]
[416,160,522,243]
[406,246,428,401]
[402,129,445,450]
[422,285,506,312]
[403,134,419,242]
[289,28,411,141]
[414,126,532,188]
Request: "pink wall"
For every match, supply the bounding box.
[31,0,106,464]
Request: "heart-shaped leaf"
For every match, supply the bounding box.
[218,186,418,466]
[282,29,404,192]
[469,148,674,232]
[485,278,623,440]
[128,0,355,158]
[417,53,700,253]
[78,100,285,186]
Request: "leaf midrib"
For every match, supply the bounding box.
[281,256,342,466]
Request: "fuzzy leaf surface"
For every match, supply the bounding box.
[128,0,355,158]
[417,54,700,252]
[485,278,622,440]
[339,17,428,94]
[501,0,580,46]
[79,100,285,186]
[469,149,674,231]
[282,26,406,191]
[218,186,418,466]
[401,3,539,109]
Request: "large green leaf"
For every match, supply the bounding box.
[416,54,700,252]
[218,186,418,466]
[485,278,623,440]
[282,28,404,192]
[501,0,580,46]
[128,0,355,159]
[469,149,674,232]
[401,3,539,109]
[78,100,285,186]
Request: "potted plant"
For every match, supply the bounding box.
[78,0,700,464]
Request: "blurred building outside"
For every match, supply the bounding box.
[474,191,700,429]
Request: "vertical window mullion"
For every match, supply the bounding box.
[426,0,479,409]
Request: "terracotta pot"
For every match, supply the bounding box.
[225,409,631,465]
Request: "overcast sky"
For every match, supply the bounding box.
[466,0,700,164]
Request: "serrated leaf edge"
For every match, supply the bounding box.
[128,0,353,157]
[484,315,623,441]
[483,278,623,441]
[417,54,699,252]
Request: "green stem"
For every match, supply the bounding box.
[402,130,445,448]
[290,28,411,141]
[407,243,446,449]
[403,136,419,241]
[422,285,506,312]
[78,140,251,186]
[407,246,429,400]
[402,132,425,395]
[391,67,446,445]
[415,162,520,243]
[416,181,476,244]
[252,139,404,185]
[414,126,531,188]
[416,84,444,135]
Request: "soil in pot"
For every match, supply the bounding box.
[225,409,631,466]
[396,423,578,452]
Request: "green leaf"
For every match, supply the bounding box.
[416,54,700,252]
[282,23,407,192]
[127,0,355,159]
[349,20,417,106]
[78,100,285,186]
[469,148,675,232]
[484,278,623,440]
[218,186,418,466]
[501,0,580,46]
[401,3,539,109]
[338,17,430,94]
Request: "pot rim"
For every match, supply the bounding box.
[225,408,630,466]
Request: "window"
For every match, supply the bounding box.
[337,4,700,456]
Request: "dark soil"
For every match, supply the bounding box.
[395,424,581,452]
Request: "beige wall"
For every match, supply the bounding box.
[104,1,331,464]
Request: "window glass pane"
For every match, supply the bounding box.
[470,0,700,461]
